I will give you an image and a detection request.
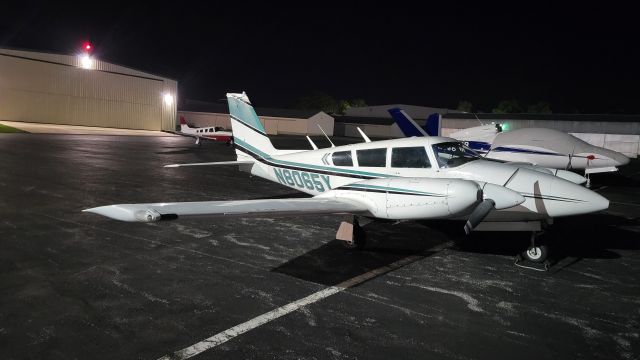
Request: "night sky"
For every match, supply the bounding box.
[2,2,639,113]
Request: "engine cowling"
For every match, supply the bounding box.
[325,177,482,220]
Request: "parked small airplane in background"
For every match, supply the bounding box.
[177,116,234,146]
[389,109,630,186]
[84,93,610,264]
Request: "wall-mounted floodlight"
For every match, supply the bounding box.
[163,93,174,106]
[79,54,93,69]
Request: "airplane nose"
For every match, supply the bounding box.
[547,178,609,216]
[601,148,630,167]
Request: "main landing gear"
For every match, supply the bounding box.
[335,215,367,250]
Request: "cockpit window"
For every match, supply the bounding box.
[357,148,387,167]
[432,142,481,168]
[332,151,353,166]
[391,147,431,168]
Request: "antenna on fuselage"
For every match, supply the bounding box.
[356,127,371,142]
[306,136,319,150]
[317,124,335,148]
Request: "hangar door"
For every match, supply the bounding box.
[0,49,177,131]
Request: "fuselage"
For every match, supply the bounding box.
[234,136,609,222]
[455,127,629,172]
[182,126,233,142]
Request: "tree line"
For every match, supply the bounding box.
[294,93,557,115]
[295,92,367,115]
[457,100,553,114]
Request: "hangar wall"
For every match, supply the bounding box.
[178,110,334,136]
[0,48,177,131]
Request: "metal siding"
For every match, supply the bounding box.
[0,49,177,131]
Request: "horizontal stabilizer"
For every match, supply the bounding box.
[164,160,254,168]
[83,198,368,222]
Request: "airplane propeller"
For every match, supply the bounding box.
[464,199,495,234]
[464,183,525,234]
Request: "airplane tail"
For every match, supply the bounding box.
[226,92,277,159]
[388,108,429,137]
[179,116,191,131]
[425,113,441,136]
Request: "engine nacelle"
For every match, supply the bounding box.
[323,177,481,220]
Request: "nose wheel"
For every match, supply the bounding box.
[516,231,550,270]
[524,244,548,263]
[522,231,549,263]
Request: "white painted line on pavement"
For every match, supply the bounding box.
[158,241,452,360]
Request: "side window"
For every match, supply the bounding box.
[392,147,431,168]
[332,151,353,166]
[357,148,387,167]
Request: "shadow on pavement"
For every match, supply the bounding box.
[271,221,449,286]
[441,213,638,267]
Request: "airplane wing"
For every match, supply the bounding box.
[83,198,369,222]
[171,131,233,145]
[164,160,254,168]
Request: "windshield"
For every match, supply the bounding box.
[432,142,481,168]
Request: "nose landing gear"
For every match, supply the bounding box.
[515,231,551,271]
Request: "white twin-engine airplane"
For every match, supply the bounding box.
[178,115,234,146]
[84,92,610,263]
[389,109,630,187]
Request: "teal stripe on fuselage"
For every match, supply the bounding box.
[344,183,446,197]
[234,138,393,179]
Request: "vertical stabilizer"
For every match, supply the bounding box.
[425,113,441,136]
[179,116,191,131]
[388,108,429,137]
[226,92,276,158]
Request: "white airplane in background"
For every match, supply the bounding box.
[178,115,234,146]
[84,92,610,264]
[389,109,630,186]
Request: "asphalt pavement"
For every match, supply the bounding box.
[0,133,638,359]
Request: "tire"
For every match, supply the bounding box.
[523,244,549,263]
[342,226,367,250]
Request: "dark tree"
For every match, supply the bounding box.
[492,100,524,113]
[527,102,552,114]
[456,100,473,112]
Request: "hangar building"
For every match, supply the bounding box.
[0,48,177,131]
[179,99,334,136]
[335,105,640,158]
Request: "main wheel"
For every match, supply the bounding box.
[523,244,549,263]
[342,225,367,250]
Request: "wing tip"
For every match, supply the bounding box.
[82,205,138,222]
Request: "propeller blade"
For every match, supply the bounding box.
[464,199,495,234]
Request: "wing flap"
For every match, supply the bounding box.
[83,198,368,222]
